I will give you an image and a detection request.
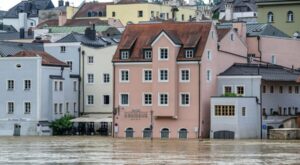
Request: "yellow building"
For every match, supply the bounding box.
[73,1,197,25]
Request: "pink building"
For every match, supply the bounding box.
[112,22,249,139]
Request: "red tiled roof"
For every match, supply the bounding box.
[113,22,212,62]
[36,18,109,28]
[216,28,230,42]
[36,19,59,28]
[116,0,148,4]
[73,2,113,18]
[14,51,68,67]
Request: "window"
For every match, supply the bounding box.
[74,102,77,113]
[54,81,58,91]
[24,102,31,114]
[159,93,168,106]
[88,74,94,83]
[54,103,58,114]
[99,11,103,17]
[73,81,77,91]
[87,95,94,105]
[151,11,154,17]
[7,80,14,90]
[138,10,143,17]
[295,86,299,94]
[287,11,294,22]
[159,48,168,60]
[120,94,129,106]
[66,102,69,113]
[144,50,152,60]
[279,86,283,93]
[60,46,66,53]
[206,69,211,81]
[121,51,129,59]
[143,70,152,82]
[144,93,152,106]
[8,102,14,114]
[270,86,274,93]
[289,86,292,93]
[230,33,234,41]
[24,80,31,90]
[104,95,110,105]
[215,105,235,116]
[271,55,276,64]
[224,86,232,94]
[59,81,63,91]
[103,73,110,83]
[181,14,184,21]
[242,107,246,116]
[207,50,212,61]
[120,70,129,82]
[67,61,72,71]
[185,49,194,58]
[59,103,63,114]
[268,12,274,23]
[180,69,190,82]
[88,11,92,17]
[159,69,168,82]
[180,93,190,106]
[88,56,94,64]
[211,31,214,39]
[236,86,244,96]
[112,11,116,17]
[262,85,266,93]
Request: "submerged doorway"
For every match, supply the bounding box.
[13,124,21,136]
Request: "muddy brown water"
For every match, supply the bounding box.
[0,136,299,164]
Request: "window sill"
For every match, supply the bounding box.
[286,21,294,23]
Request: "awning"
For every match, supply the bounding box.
[70,117,112,123]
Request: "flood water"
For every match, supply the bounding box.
[0,137,299,165]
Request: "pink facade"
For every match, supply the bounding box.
[112,22,249,139]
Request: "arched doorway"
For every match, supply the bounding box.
[178,128,188,139]
[160,128,170,139]
[125,128,134,138]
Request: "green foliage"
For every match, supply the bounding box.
[223,92,237,97]
[212,12,220,20]
[50,115,73,135]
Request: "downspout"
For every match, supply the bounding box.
[78,47,81,117]
[82,49,85,115]
[198,61,201,139]
[257,36,262,62]
[257,36,263,139]
[112,62,116,138]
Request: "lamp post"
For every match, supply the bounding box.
[150,110,153,141]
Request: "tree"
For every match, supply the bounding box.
[50,115,73,135]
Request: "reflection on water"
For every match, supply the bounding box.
[0,136,299,164]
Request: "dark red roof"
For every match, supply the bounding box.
[217,28,230,42]
[117,0,148,4]
[73,2,113,18]
[14,51,68,67]
[113,22,212,62]
[36,19,59,28]
[36,18,108,28]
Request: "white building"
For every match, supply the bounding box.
[0,50,78,136]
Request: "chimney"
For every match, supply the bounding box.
[18,12,28,32]
[58,12,67,26]
[58,0,64,7]
[85,24,96,40]
[65,1,70,6]
[225,2,233,21]
[232,22,247,42]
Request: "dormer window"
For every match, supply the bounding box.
[144,50,152,60]
[185,49,194,58]
[121,50,129,60]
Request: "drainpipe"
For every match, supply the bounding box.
[82,49,85,115]
[257,36,262,63]
[112,62,115,138]
[198,61,201,139]
[78,47,81,117]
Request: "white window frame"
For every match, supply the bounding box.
[66,102,69,113]
[121,51,129,59]
[180,92,190,107]
[66,61,73,71]
[271,55,276,64]
[242,107,246,116]
[143,93,152,106]
[87,95,94,105]
[54,103,58,114]
[143,69,152,83]
[103,73,110,83]
[24,79,31,91]
[158,93,169,106]
[59,81,63,91]
[7,80,14,91]
[207,50,212,61]
[180,68,190,83]
[24,102,31,114]
[206,69,212,82]
[223,85,234,94]
[158,69,169,82]
[60,46,66,53]
[59,103,63,114]
[235,85,245,96]
[211,31,214,39]
[7,101,14,114]
[158,47,169,60]
[119,69,129,83]
[185,49,194,58]
[88,56,94,64]
[144,50,152,60]
[73,81,77,92]
[87,73,94,84]
[120,93,129,106]
[103,95,110,105]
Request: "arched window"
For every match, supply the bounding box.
[160,128,170,139]
[287,11,294,22]
[99,11,103,17]
[267,12,274,23]
[87,11,92,17]
[92,11,97,17]
[143,128,152,139]
[178,128,188,139]
[125,128,134,138]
